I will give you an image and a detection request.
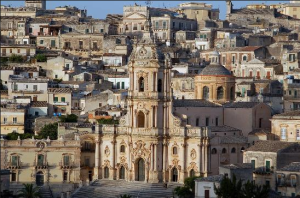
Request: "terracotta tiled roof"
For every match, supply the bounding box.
[273,110,300,118]
[279,162,300,172]
[30,101,48,107]
[220,163,252,170]
[245,141,296,152]
[173,99,221,108]
[47,88,72,93]
[223,102,261,108]
[220,135,248,144]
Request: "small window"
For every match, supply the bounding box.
[61,97,65,102]
[211,148,217,154]
[63,155,70,166]
[40,40,44,44]
[173,147,178,155]
[231,148,236,153]
[54,97,58,102]
[120,145,125,153]
[13,117,17,124]
[222,148,227,154]
[11,172,17,182]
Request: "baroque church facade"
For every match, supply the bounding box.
[92,24,210,183]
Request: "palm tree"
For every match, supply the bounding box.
[18,183,40,198]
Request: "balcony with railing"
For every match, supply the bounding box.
[33,161,49,169]
[59,161,75,169]
[53,101,69,106]
[1,122,23,126]
[5,162,22,169]
[12,90,44,94]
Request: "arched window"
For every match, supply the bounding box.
[230,87,235,101]
[104,167,109,179]
[217,87,224,100]
[190,169,195,177]
[138,77,144,92]
[222,148,227,154]
[157,79,162,92]
[211,148,217,154]
[173,147,178,155]
[137,111,145,128]
[120,145,125,153]
[203,86,209,100]
[231,147,236,153]
[243,55,247,61]
[119,166,125,179]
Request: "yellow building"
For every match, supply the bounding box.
[271,111,300,142]
[280,3,300,19]
[1,108,25,135]
[195,51,235,103]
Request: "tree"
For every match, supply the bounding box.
[173,176,201,198]
[214,175,270,198]
[214,175,243,198]
[35,54,47,62]
[38,123,58,140]
[97,118,119,125]
[6,132,33,140]
[59,114,78,123]
[8,54,24,63]
[242,181,270,198]
[18,183,40,198]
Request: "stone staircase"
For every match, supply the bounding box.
[39,185,53,198]
[72,180,182,198]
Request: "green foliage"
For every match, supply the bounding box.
[59,114,78,123]
[119,195,132,198]
[173,176,201,198]
[214,175,270,198]
[174,186,193,198]
[0,189,15,198]
[38,123,58,140]
[0,79,4,90]
[0,57,8,65]
[18,183,40,198]
[97,118,119,125]
[6,132,34,140]
[36,54,47,62]
[8,54,24,63]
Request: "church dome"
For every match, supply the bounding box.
[200,64,232,76]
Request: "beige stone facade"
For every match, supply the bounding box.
[1,108,25,135]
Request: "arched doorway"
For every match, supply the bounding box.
[119,166,125,180]
[172,168,178,182]
[36,171,44,186]
[217,86,224,100]
[104,167,109,179]
[203,86,209,100]
[137,111,145,128]
[136,158,145,181]
[190,169,195,177]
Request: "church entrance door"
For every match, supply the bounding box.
[137,158,145,181]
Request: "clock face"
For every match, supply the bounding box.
[139,47,147,56]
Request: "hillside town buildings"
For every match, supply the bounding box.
[0,0,300,197]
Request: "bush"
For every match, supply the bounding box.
[8,54,24,63]
[38,123,58,140]
[36,54,47,62]
[59,114,78,123]
[0,57,8,65]
[6,132,34,140]
[97,118,119,125]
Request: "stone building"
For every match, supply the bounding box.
[0,108,25,135]
[47,88,72,116]
[25,0,46,10]
[283,77,300,112]
[195,51,235,103]
[0,138,81,197]
[270,111,300,142]
[276,162,300,197]
[243,141,300,190]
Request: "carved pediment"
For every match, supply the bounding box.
[125,12,146,19]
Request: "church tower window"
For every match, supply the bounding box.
[137,111,145,128]
[139,77,144,92]
[158,79,162,92]
[173,147,178,155]
[120,145,125,153]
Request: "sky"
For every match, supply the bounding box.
[2,1,289,20]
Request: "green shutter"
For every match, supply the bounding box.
[61,97,65,102]
[251,160,255,169]
[54,97,58,102]
[266,161,270,172]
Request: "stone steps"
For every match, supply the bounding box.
[39,186,53,198]
[72,180,182,198]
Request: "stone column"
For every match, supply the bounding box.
[150,143,154,171]
[154,143,157,172]
[94,140,100,179]
[209,85,214,101]
[181,143,186,182]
